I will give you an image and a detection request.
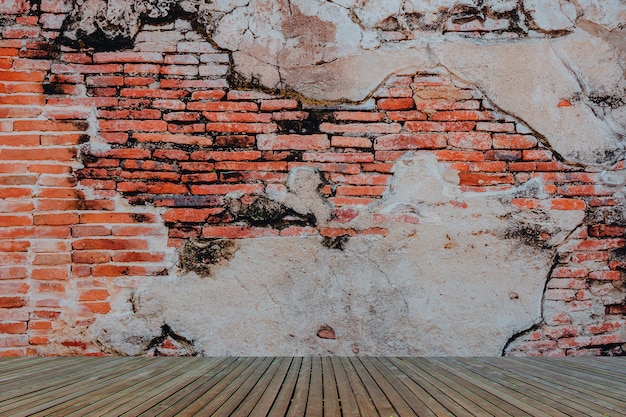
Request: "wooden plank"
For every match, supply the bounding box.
[0,357,100,401]
[285,356,311,417]
[519,358,626,397]
[111,358,224,416]
[321,356,341,417]
[417,358,524,417]
[477,358,626,415]
[391,357,496,416]
[249,357,293,416]
[349,357,397,417]
[0,357,59,381]
[173,357,259,416]
[390,357,491,417]
[330,356,360,417]
[376,358,452,417]
[305,356,324,417]
[229,357,285,416]
[469,358,623,417]
[267,357,302,417]
[138,357,239,417]
[340,356,379,417]
[48,358,197,417]
[195,357,274,415]
[421,358,570,417]
[0,358,160,416]
[360,357,420,417]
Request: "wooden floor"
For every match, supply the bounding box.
[0,357,624,416]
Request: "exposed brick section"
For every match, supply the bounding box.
[0,4,623,357]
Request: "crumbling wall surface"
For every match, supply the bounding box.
[0,0,624,357]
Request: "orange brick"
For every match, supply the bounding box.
[550,199,585,210]
[0,322,27,334]
[31,267,68,281]
[430,111,493,121]
[375,133,446,150]
[377,98,415,110]
[458,173,514,186]
[78,289,109,301]
[336,185,387,196]
[202,225,279,239]
[162,208,224,223]
[33,213,79,226]
[0,296,26,308]
[448,132,491,150]
[81,302,111,314]
[205,122,276,134]
[319,122,401,135]
[28,336,49,345]
[334,112,385,122]
[257,134,329,150]
[405,121,475,132]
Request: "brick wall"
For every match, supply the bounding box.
[0,0,624,356]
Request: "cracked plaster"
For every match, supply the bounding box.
[58,0,625,355]
[90,155,584,356]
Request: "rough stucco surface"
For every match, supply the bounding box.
[62,0,626,165]
[91,154,584,356]
[0,0,624,357]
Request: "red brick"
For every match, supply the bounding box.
[33,213,79,226]
[28,321,52,330]
[430,111,493,121]
[331,136,372,148]
[162,208,224,223]
[78,289,110,302]
[72,251,111,264]
[302,152,374,163]
[202,111,272,123]
[31,267,68,281]
[190,184,264,195]
[0,214,32,227]
[33,253,71,266]
[190,150,261,161]
[329,197,377,206]
[0,296,26,308]
[132,133,212,146]
[257,134,329,150]
[588,225,626,238]
[99,120,168,132]
[448,132,491,150]
[0,71,46,82]
[214,161,287,171]
[202,226,279,239]
[550,199,585,211]
[206,122,276,134]
[94,52,163,63]
[111,225,163,236]
[543,325,579,339]
[458,173,514,186]
[117,182,187,194]
[492,134,537,149]
[377,98,414,110]
[0,322,27,334]
[588,271,621,281]
[523,150,553,161]
[111,252,165,262]
[260,99,298,111]
[476,122,515,132]
[72,238,149,251]
[375,133,446,150]
[405,121,475,132]
[334,112,385,122]
[319,123,401,135]
[336,185,387,196]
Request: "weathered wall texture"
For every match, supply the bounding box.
[0,0,624,356]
